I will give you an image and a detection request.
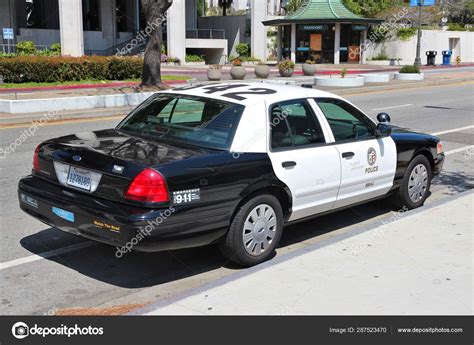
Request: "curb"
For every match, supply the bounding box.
[128,189,473,316]
[329,77,473,96]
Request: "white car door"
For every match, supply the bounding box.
[313,97,397,209]
[266,99,342,222]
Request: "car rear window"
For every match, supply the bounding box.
[117,94,245,150]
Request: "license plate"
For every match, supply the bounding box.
[67,166,92,191]
[52,207,75,222]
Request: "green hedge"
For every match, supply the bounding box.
[0,56,143,83]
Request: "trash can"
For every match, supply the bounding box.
[426,51,437,66]
[442,50,452,65]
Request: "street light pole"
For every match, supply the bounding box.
[414,0,424,67]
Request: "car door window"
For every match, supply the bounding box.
[271,100,325,149]
[316,98,375,142]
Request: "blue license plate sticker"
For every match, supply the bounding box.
[52,207,75,222]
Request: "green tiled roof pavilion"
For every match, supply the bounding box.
[263,0,383,25]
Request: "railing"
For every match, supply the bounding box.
[186,29,225,39]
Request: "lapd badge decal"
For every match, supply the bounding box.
[365,148,378,174]
[367,148,377,166]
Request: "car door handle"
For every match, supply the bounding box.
[342,152,355,159]
[282,161,297,168]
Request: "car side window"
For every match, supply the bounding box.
[316,98,375,142]
[271,100,325,150]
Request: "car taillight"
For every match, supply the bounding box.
[124,168,169,203]
[437,142,443,154]
[33,145,41,172]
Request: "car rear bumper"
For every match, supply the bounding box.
[18,176,232,253]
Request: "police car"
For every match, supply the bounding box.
[19,83,444,266]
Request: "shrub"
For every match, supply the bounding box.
[16,41,36,55]
[399,65,420,74]
[50,43,61,54]
[185,54,204,63]
[231,58,242,66]
[0,56,144,83]
[340,68,348,78]
[371,53,389,61]
[235,43,250,57]
[277,59,295,71]
[397,27,417,41]
[447,23,466,31]
[241,56,260,62]
[107,56,142,80]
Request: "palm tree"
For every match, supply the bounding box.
[218,0,233,16]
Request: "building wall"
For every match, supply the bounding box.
[197,15,248,57]
[367,30,474,63]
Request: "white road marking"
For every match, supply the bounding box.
[0,242,95,271]
[444,145,474,156]
[431,125,474,136]
[372,104,413,111]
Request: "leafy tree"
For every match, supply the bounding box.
[342,0,402,18]
[440,0,474,24]
[140,0,173,88]
[283,0,305,14]
[197,0,208,17]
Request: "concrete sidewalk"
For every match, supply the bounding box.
[137,192,473,316]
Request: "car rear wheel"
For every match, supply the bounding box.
[392,155,432,210]
[219,194,283,267]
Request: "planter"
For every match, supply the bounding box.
[255,65,270,79]
[366,59,403,66]
[207,69,222,81]
[361,74,390,83]
[279,69,294,77]
[302,64,317,76]
[314,76,365,87]
[394,72,424,81]
[230,66,247,80]
[186,61,206,66]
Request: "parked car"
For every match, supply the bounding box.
[19,83,444,267]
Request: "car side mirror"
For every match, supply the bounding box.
[377,112,391,123]
[376,123,392,138]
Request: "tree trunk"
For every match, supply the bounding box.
[140,0,173,88]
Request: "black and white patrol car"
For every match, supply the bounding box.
[19,83,444,266]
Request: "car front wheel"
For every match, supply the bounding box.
[219,194,283,267]
[392,155,433,210]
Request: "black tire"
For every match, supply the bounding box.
[392,155,433,210]
[219,194,284,267]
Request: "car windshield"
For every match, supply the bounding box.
[117,94,245,150]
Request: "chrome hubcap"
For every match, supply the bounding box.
[242,204,277,256]
[408,163,429,203]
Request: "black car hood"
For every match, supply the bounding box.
[44,129,210,167]
[390,126,439,142]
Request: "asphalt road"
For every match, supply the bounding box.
[0,82,472,315]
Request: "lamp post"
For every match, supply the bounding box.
[414,0,424,67]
